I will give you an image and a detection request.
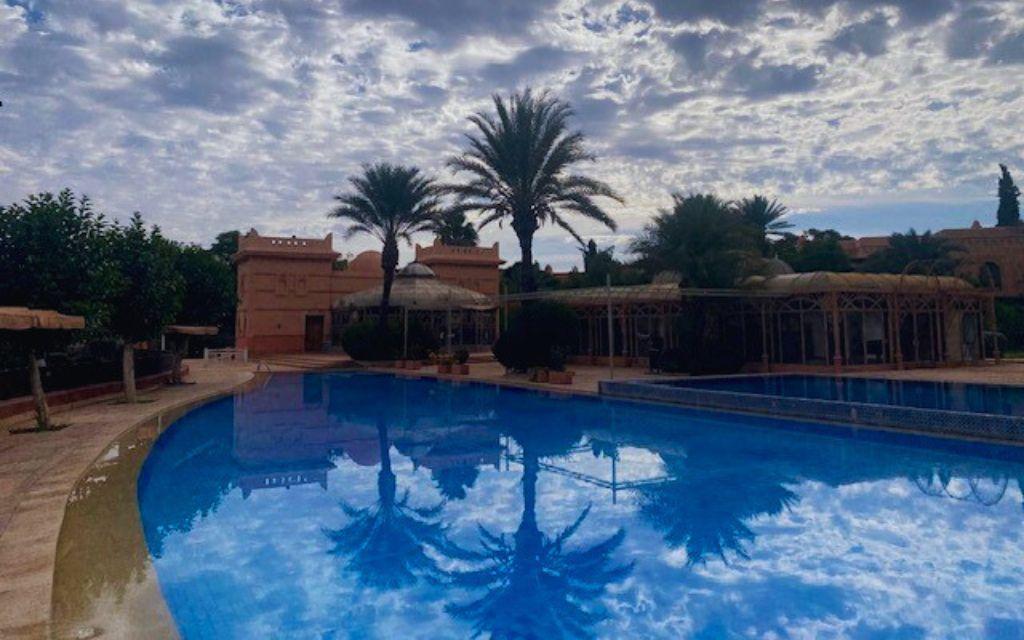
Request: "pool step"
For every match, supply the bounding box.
[258,353,356,371]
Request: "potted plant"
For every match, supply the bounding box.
[437,352,454,374]
[453,348,470,375]
[547,347,574,385]
[531,367,549,383]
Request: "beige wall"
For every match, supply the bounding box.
[841,222,1024,297]
[235,233,503,356]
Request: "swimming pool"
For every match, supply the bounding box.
[76,372,1024,637]
[602,374,1024,443]
[661,375,1024,416]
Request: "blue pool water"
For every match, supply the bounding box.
[660,374,1024,416]
[138,372,1024,639]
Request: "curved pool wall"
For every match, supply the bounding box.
[121,371,1024,639]
[601,374,1024,443]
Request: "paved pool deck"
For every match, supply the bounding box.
[3,357,1024,638]
[0,361,255,639]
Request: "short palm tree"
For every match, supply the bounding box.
[429,207,479,247]
[447,89,622,293]
[737,195,792,256]
[329,163,440,328]
[859,229,963,276]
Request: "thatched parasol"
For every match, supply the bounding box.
[0,307,85,430]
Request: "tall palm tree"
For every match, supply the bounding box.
[447,89,623,293]
[737,195,792,256]
[330,163,441,328]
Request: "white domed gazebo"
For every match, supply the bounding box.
[336,263,498,354]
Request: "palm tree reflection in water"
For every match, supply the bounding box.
[638,457,798,565]
[323,416,452,589]
[446,436,633,639]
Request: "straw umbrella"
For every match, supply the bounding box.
[0,307,85,430]
[162,325,218,384]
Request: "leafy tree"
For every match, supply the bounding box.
[0,190,113,331]
[737,195,792,256]
[775,229,852,273]
[108,214,184,403]
[174,244,235,331]
[0,190,114,428]
[209,230,240,262]
[630,193,757,288]
[859,228,963,276]
[997,163,1021,227]
[329,163,441,329]
[430,208,478,246]
[447,89,622,293]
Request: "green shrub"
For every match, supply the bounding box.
[341,318,440,361]
[341,321,399,361]
[454,348,470,364]
[996,299,1024,351]
[493,301,579,372]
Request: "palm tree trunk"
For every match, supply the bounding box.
[517,231,537,294]
[27,350,51,430]
[378,236,400,331]
[122,342,137,403]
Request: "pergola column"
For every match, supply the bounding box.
[830,292,843,372]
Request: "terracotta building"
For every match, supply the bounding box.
[841,221,1024,297]
[235,230,503,356]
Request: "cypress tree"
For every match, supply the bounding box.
[997,164,1021,226]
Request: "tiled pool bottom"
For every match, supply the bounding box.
[600,375,1024,444]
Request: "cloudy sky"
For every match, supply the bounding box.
[1,0,1023,269]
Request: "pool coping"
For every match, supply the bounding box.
[0,365,258,639]
[600,373,1024,445]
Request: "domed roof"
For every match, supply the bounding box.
[762,257,795,277]
[398,262,436,278]
[347,250,382,273]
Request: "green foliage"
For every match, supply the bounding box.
[341,321,399,361]
[858,229,962,275]
[340,318,439,361]
[493,301,579,371]
[454,348,470,364]
[737,195,792,256]
[173,244,236,331]
[501,261,561,294]
[447,89,621,293]
[209,230,240,262]
[631,193,758,288]
[430,208,478,246]
[996,300,1024,351]
[997,164,1021,227]
[775,229,852,273]
[0,189,116,339]
[107,213,184,343]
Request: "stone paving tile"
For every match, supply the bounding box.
[0,360,255,640]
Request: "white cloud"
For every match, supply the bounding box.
[0,0,1022,269]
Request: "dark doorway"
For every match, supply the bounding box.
[304,315,324,352]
